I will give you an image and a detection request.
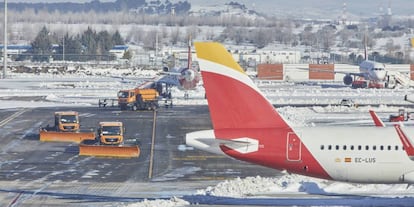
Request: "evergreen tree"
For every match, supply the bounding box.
[122,49,132,60]
[57,33,83,61]
[81,27,98,58]
[97,30,113,58]
[112,30,125,45]
[31,26,53,62]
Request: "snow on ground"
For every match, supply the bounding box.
[197,174,414,198]
[122,174,414,207]
[3,69,414,206]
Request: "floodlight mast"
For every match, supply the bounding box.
[3,0,7,79]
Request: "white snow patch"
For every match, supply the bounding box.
[123,197,189,207]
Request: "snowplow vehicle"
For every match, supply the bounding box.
[39,111,95,143]
[118,88,159,111]
[79,121,140,158]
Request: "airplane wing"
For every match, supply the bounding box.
[300,67,364,77]
[156,74,180,86]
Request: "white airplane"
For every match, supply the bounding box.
[186,42,414,184]
[157,37,201,92]
[339,58,388,88]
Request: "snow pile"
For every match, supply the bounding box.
[196,174,325,197]
[123,197,189,207]
[196,174,414,198]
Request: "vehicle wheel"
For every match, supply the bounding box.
[132,105,138,111]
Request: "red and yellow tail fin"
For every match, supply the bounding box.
[194,42,290,131]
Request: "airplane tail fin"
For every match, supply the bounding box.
[369,110,386,127]
[187,35,192,69]
[394,125,414,160]
[364,32,368,61]
[194,42,291,133]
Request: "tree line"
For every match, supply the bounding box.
[7,0,190,15]
[22,26,126,62]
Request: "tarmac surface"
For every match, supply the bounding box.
[0,105,278,206]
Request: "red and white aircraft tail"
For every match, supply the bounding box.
[186,42,414,184]
[369,110,386,127]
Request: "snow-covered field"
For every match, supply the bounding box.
[125,173,414,207]
[2,69,414,206]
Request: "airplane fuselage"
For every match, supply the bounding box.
[359,60,387,81]
[187,126,414,184]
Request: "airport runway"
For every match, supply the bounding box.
[0,105,278,206]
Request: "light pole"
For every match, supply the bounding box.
[3,0,7,79]
[62,35,65,62]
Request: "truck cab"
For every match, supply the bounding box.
[98,121,124,145]
[54,111,80,132]
[117,89,135,110]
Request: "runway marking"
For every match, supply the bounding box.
[79,113,96,117]
[0,109,28,127]
[7,191,22,207]
[148,110,157,179]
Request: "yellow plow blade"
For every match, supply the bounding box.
[39,129,95,143]
[78,144,140,158]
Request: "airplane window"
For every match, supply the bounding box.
[395,146,399,150]
[320,145,324,150]
[388,145,391,150]
[358,145,362,150]
[328,145,332,150]
[365,145,369,150]
[373,145,376,151]
[335,145,339,150]
[350,145,354,150]
[343,145,347,150]
[380,145,384,150]
[403,146,405,151]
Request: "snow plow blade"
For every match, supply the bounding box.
[78,144,140,158]
[39,129,96,143]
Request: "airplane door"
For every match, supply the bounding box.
[286,132,302,162]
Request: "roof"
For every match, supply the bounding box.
[111,45,129,50]
[99,121,123,126]
[0,45,32,50]
[54,111,78,115]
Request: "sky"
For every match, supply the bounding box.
[6,0,414,18]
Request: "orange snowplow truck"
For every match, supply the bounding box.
[54,111,80,132]
[98,122,124,145]
[118,88,159,111]
[79,121,140,158]
[39,111,95,143]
